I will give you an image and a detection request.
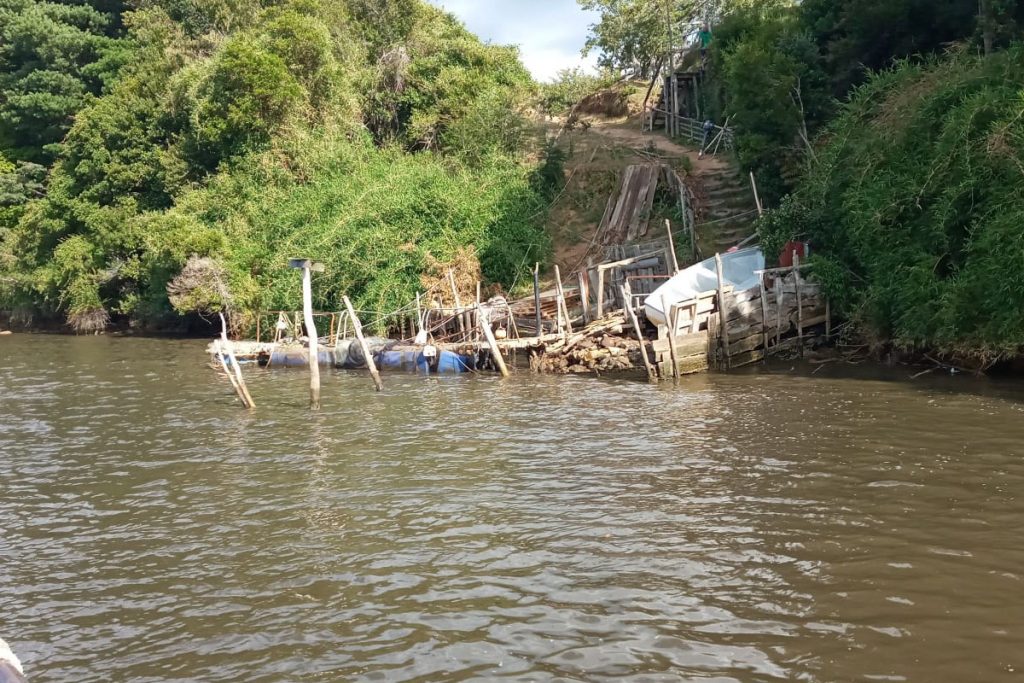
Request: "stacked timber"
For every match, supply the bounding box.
[533,315,643,374]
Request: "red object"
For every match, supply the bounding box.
[778,241,807,268]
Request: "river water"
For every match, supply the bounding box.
[1,336,1022,682]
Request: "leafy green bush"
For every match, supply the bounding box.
[783,49,1024,357]
[0,0,552,332]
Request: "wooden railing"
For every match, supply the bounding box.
[645,106,735,152]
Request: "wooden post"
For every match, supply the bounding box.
[794,255,804,356]
[661,293,680,380]
[715,253,732,370]
[554,264,573,335]
[826,297,832,340]
[533,263,542,338]
[758,274,770,357]
[447,268,466,338]
[478,305,510,378]
[775,283,785,348]
[664,76,671,136]
[596,267,606,318]
[623,285,655,380]
[300,266,321,410]
[217,312,255,409]
[578,270,591,324]
[665,218,680,274]
[343,295,384,392]
[750,171,764,216]
[415,292,424,338]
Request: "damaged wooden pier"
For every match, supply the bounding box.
[215,247,829,384]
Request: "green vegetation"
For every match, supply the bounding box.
[0,0,554,332]
[760,49,1024,359]
[582,0,1024,358]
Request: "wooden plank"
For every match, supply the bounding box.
[676,353,708,375]
[731,349,766,368]
[728,333,763,356]
[652,331,709,357]
[635,165,661,239]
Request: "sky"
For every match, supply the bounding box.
[425,0,601,82]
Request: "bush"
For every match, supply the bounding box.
[789,48,1024,357]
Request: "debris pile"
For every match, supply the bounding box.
[532,315,643,374]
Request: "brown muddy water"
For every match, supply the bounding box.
[1,335,1023,682]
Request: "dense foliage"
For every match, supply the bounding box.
[581,0,1024,357]
[759,49,1024,358]
[0,0,553,332]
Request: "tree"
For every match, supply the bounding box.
[579,0,699,78]
[0,0,127,162]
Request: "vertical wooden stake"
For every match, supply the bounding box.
[415,292,423,335]
[554,264,573,335]
[622,285,655,381]
[596,267,606,318]
[662,293,680,380]
[750,171,764,216]
[343,295,383,392]
[715,253,732,370]
[447,268,466,339]
[826,297,832,340]
[775,283,785,348]
[578,270,591,325]
[533,263,542,339]
[301,267,321,410]
[665,218,680,274]
[478,305,510,378]
[758,274,770,357]
[795,255,804,357]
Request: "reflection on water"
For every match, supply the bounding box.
[1,336,1023,682]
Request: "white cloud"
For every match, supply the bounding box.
[426,0,601,82]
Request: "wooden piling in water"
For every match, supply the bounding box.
[218,312,255,409]
[661,293,680,380]
[794,254,804,357]
[758,275,770,358]
[478,305,510,378]
[343,295,384,392]
[715,253,732,370]
[301,266,321,410]
[622,285,655,381]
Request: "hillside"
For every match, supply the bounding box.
[763,48,1024,361]
[0,0,556,333]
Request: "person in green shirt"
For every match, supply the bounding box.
[698,24,712,64]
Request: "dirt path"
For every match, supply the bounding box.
[542,115,751,279]
[584,118,733,173]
